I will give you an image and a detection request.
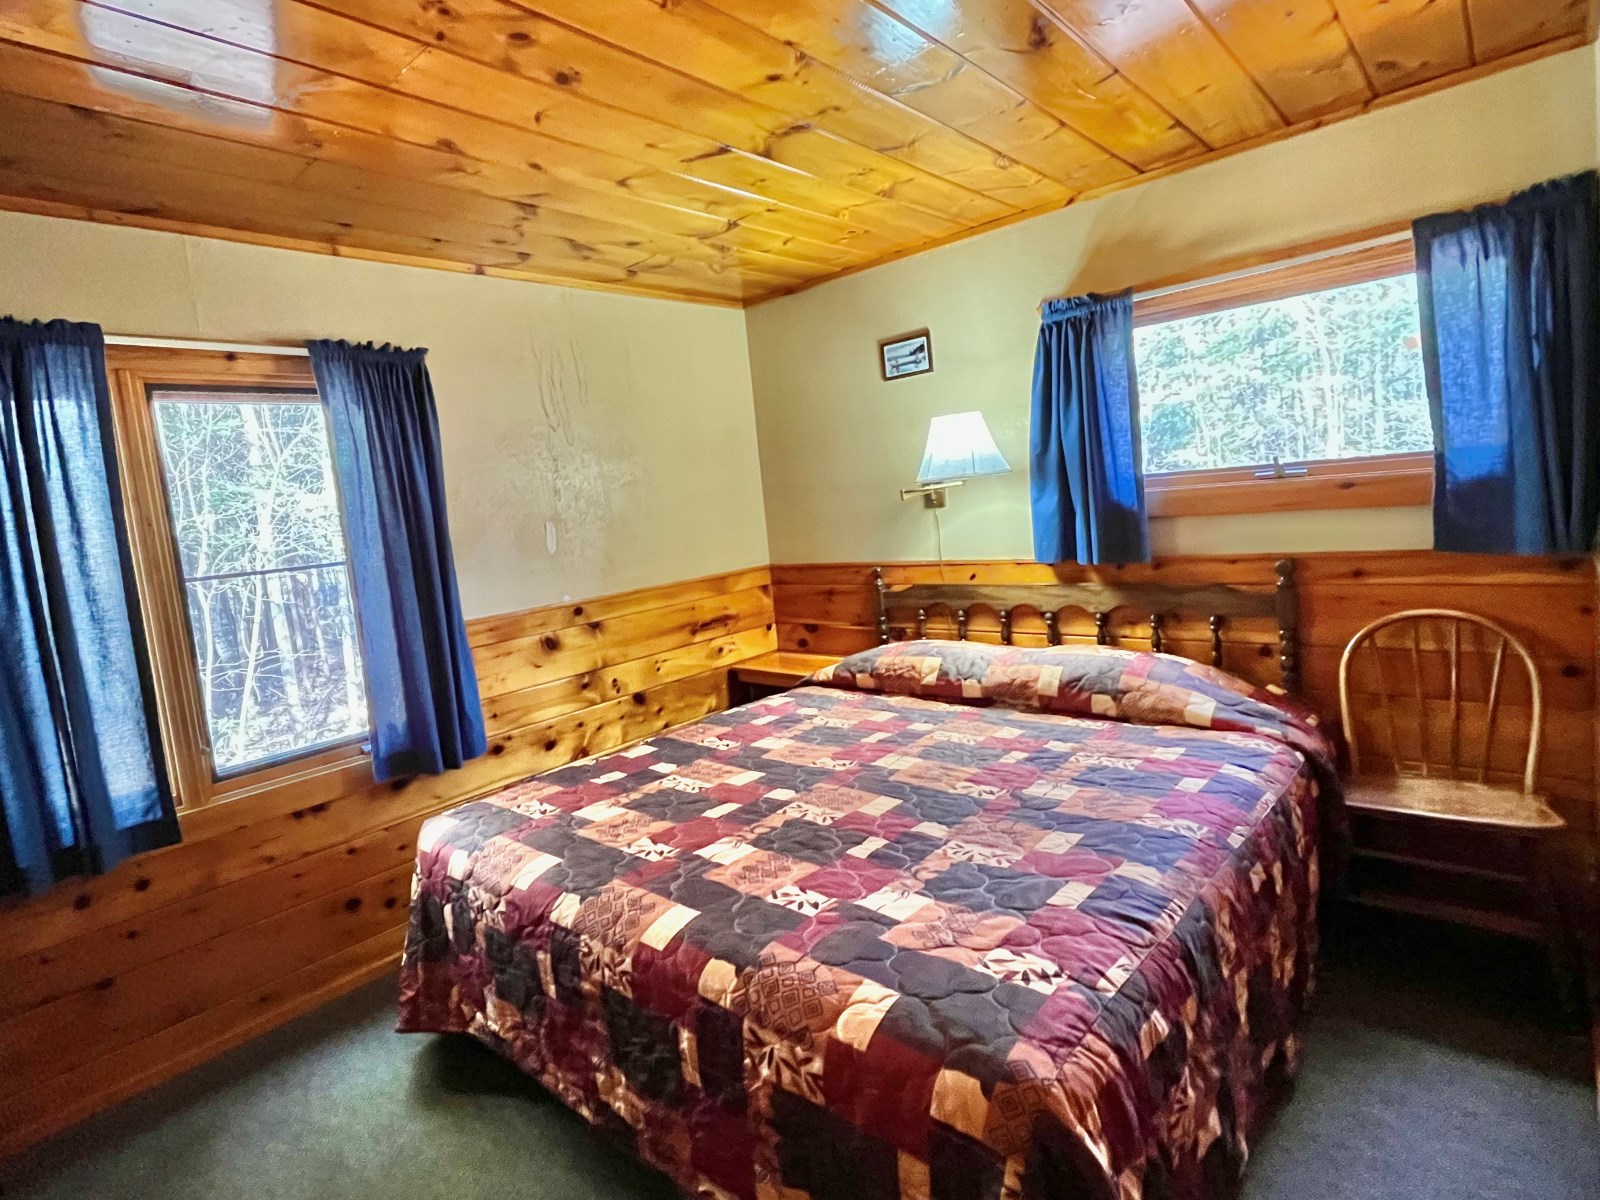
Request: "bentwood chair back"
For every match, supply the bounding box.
[1335,609,1575,1015]
[1338,608,1544,804]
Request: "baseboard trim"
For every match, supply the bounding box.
[1,926,404,1158]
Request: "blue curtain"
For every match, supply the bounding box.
[307,340,485,781]
[0,318,177,898]
[1030,290,1149,565]
[1414,172,1600,554]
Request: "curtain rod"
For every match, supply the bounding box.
[1036,228,1412,314]
[104,334,310,358]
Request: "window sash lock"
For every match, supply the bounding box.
[1252,460,1311,480]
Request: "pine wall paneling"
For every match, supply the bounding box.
[771,552,1600,939]
[0,565,775,1156]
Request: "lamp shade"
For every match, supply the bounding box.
[916,411,1011,483]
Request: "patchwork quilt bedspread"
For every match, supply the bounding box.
[399,649,1328,1200]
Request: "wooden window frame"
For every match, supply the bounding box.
[106,346,370,814]
[1134,238,1434,519]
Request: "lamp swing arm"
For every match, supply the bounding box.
[900,411,1010,510]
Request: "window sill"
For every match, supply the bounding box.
[1145,453,1433,518]
[175,742,372,842]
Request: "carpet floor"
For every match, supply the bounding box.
[2,909,1594,1200]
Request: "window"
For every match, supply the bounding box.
[1133,239,1435,517]
[148,390,365,775]
[107,347,369,810]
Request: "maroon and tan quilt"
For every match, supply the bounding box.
[399,642,1334,1200]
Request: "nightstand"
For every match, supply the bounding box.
[728,652,840,706]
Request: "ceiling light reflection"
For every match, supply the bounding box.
[82,0,277,126]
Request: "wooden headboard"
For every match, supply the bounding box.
[873,558,1302,694]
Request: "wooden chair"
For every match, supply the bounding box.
[1338,609,1577,1011]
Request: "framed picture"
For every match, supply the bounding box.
[879,329,933,381]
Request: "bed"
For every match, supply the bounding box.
[398,564,1335,1200]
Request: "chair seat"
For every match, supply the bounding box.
[1345,776,1565,830]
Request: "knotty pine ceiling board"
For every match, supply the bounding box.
[0,0,1591,305]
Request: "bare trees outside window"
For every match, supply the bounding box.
[149,389,366,776]
[1134,274,1433,475]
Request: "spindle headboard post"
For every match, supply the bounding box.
[1274,557,1302,694]
[873,566,890,644]
[872,560,1305,694]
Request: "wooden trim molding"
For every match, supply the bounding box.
[1128,236,1430,518]
[104,345,370,813]
[1145,452,1434,518]
[1133,235,1417,325]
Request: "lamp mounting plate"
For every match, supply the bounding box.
[899,479,962,509]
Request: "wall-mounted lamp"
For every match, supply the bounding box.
[899,411,1011,509]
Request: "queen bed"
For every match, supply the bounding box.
[398,565,1335,1200]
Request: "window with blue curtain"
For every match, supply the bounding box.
[1414,171,1600,554]
[1030,290,1150,565]
[306,340,486,782]
[0,318,178,898]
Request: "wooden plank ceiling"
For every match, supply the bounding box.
[0,1,1591,306]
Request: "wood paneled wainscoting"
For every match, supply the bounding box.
[774,554,1600,974]
[0,566,774,1157]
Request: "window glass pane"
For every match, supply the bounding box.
[149,390,366,775]
[1134,274,1433,474]
[184,567,367,773]
[150,393,347,577]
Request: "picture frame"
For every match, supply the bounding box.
[878,329,933,381]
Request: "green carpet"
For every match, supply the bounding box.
[2,910,1594,1200]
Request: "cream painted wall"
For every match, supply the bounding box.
[746,47,1597,566]
[0,210,768,617]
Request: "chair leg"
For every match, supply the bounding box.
[1524,832,1585,1025]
